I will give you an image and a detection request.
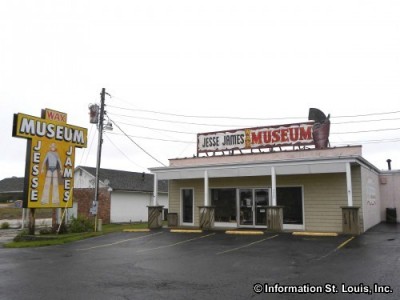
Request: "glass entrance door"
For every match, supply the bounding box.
[239,188,269,227]
[276,187,303,230]
[255,189,269,226]
[239,189,253,226]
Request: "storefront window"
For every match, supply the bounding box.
[211,188,237,223]
[277,187,303,224]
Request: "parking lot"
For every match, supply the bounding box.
[0,223,399,300]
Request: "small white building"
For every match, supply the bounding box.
[73,166,168,223]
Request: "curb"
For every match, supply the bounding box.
[170,229,203,233]
[225,230,264,235]
[292,231,338,237]
[123,229,151,232]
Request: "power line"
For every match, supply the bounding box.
[108,101,400,121]
[110,112,400,136]
[103,134,146,170]
[107,112,246,128]
[111,119,196,135]
[111,114,400,134]
[107,131,195,143]
[332,117,400,125]
[109,98,400,145]
[333,137,400,145]
[81,124,96,165]
[334,110,400,119]
[79,126,92,165]
[107,127,400,148]
[110,119,167,167]
[108,108,400,129]
[332,127,400,135]
[107,129,400,145]
[107,104,302,121]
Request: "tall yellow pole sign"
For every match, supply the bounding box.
[12,109,87,208]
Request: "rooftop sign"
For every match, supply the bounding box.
[197,108,330,155]
[12,109,87,208]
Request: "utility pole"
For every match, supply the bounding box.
[93,88,106,232]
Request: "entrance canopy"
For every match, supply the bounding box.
[149,146,377,180]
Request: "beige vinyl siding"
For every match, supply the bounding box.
[169,179,204,226]
[278,167,361,232]
[268,167,361,232]
[169,166,362,232]
[278,173,345,232]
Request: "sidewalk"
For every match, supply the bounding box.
[0,218,52,245]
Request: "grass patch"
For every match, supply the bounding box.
[101,222,150,234]
[4,232,101,248]
[0,208,52,219]
[3,222,151,248]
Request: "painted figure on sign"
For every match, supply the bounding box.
[41,143,63,205]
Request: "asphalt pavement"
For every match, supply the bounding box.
[0,223,399,300]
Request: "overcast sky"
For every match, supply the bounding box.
[1,0,400,180]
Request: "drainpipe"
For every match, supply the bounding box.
[346,162,353,206]
[271,167,277,206]
[204,170,209,206]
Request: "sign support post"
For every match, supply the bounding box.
[28,208,35,235]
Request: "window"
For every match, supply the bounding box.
[181,189,194,224]
[277,187,303,225]
[211,188,237,223]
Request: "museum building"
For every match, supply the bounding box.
[149,109,398,234]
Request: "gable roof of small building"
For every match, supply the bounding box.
[76,166,168,193]
[0,177,24,193]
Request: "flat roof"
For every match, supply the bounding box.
[150,146,381,180]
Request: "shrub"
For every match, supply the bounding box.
[69,216,94,233]
[39,227,53,235]
[13,229,29,242]
[1,222,10,229]
[52,223,68,234]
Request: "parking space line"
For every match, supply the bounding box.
[136,233,216,253]
[216,234,279,255]
[336,236,355,250]
[316,236,355,260]
[76,232,163,251]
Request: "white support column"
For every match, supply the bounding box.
[204,170,209,206]
[271,167,277,206]
[346,162,353,207]
[153,173,158,206]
